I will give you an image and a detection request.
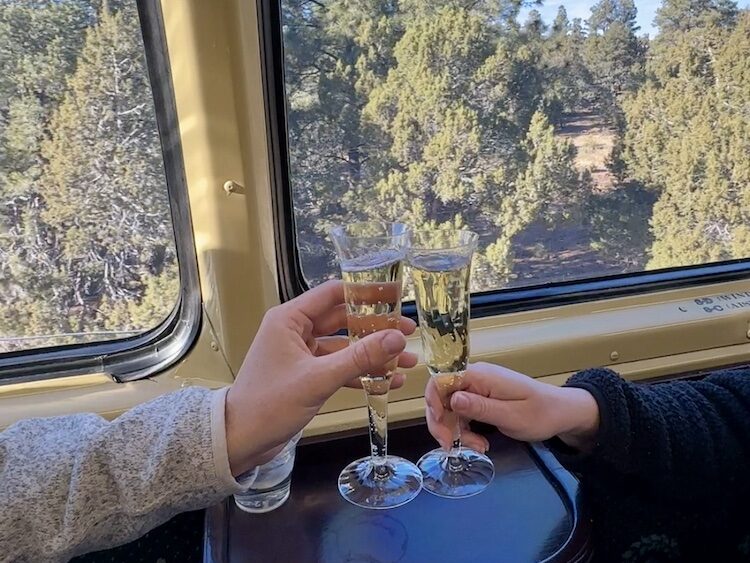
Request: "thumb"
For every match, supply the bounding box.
[451,391,504,427]
[318,329,406,387]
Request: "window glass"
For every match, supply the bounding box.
[0,1,179,352]
[281,0,750,293]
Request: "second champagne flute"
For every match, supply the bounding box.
[409,229,495,498]
[330,221,423,509]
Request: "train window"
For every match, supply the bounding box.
[0,1,198,379]
[270,0,750,308]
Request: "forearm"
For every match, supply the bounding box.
[0,387,248,563]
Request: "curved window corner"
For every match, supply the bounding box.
[0,0,200,384]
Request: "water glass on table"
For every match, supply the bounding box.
[234,430,303,513]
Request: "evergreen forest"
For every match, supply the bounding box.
[285,0,750,290]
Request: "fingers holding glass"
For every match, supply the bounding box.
[425,394,488,453]
[312,335,413,391]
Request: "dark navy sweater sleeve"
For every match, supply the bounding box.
[551,368,750,503]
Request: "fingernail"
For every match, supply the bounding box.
[452,392,468,410]
[382,331,404,354]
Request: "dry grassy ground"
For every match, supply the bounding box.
[558,112,617,191]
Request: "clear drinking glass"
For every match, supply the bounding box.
[409,229,495,498]
[234,430,303,513]
[330,221,423,509]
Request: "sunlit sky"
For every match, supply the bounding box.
[518,0,750,36]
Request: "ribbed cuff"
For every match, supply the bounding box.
[210,387,257,492]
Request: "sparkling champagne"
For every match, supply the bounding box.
[410,253,471,378]
[331,222,422,510]
[411,230,494,498]
[341,249,404,391]
[341,249,404,465]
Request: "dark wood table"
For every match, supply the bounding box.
[204,425,592,563]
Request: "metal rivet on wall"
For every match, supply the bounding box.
[223,180,245,195]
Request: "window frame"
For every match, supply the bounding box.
[258,0,750,315]
[0,0,201,385]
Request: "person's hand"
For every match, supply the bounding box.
[425,362,600,453]
[225,280,417,475]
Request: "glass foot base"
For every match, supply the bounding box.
[418,448,495,498]
[338,456,423,509]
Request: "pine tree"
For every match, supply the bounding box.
[282,0,402,282]
[584,0,646,120]
[655,0,738,33]
[621,6,749,269]
[40,4,176,327]
[361,7,582,286]
[0,0,97,342]
[282,0,591,289]
[543,8,595,121]
[482,110,583,281]
[0,2,177,343]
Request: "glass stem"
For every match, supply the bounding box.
[364,382,390,475]
[449,415,462,458]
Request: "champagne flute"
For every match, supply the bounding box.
[330,221,423,509]
[409,229,495,498]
